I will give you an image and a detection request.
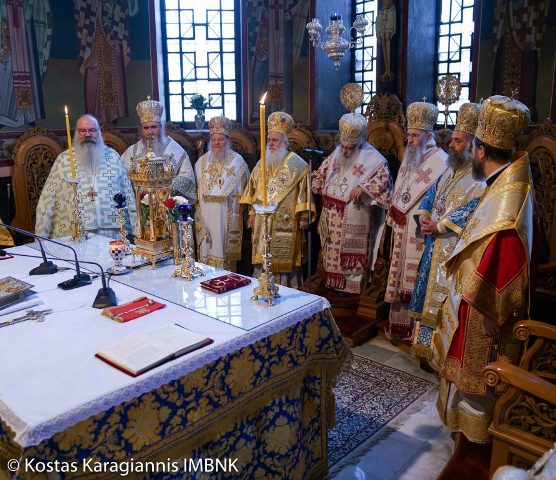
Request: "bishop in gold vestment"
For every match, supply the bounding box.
[435,96,533,447]
[240,112,315,286]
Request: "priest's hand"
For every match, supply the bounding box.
[247,214,255,229]
[420,217,439,236]
[299,220,309,230]
[349,186,364,209]
[482,316,500,337]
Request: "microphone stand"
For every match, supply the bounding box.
[3,250,117,309]
[0,223,91,289]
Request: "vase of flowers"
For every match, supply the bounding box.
[164,195,190,264]
[190,94,211,130]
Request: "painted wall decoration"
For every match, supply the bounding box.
[0,0,51,127]
[74,0,139,124]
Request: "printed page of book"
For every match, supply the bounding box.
[96,324,211,376]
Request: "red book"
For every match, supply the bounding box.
[200,273,252,294]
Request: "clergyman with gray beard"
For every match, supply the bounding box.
[385,100,448,341]
[121,97,197,203]
[36,114,137,239]
[408,102,485,372]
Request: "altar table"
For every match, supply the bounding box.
[0,241,348,479]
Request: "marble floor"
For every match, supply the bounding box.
[328,337,454,480]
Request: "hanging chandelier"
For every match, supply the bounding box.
[306,13,368,69]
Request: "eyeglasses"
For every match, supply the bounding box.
[77,128,98,134]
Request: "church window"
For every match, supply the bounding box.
[352,0,379,112]
[436,0,475,126]
[162,0,240,123]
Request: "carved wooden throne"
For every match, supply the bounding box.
[483,319,556,475]
[11,126,63,234]
[523,119,556,320]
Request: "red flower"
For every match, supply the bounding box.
[139,190,147,200]
[164,197,177,209]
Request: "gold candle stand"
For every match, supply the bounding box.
[66,176,87,242]
[251,202,280,306]
[173,218,203,280]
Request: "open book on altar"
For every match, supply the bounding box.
[95,324,213,377]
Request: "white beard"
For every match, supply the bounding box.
[74,137,105,173]
[403,142,426,169]
[333,145,358,168]
[208,147,230,162]
[266,145,288,168]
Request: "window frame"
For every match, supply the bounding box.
[160,0,242,127]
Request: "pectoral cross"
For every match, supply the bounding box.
[87,186,98,201]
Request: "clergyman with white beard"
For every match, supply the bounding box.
[36,114,137,238]
[240,111,315,288]
[311,112,393,295]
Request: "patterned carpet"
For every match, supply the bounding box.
[328,354,435,467]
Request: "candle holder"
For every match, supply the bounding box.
[173,205,203,280]
[66,176,87,242]
[113,192,131,254]
[251,202,280,306]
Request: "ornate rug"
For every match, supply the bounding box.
[328,354,435,467]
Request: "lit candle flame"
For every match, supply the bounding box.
[260,92,268,104]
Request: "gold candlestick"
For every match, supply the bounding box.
[173,217,204,280]
[251,202,280,306]
[67,177,86,242]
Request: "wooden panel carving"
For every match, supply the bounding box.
[288,123,317,154]
[10,126,63,233]
[365,93,406,166]
[507,394,556,442]
[165,122,202,166]
[101,124,130,155]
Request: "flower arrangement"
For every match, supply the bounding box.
[164,195,191,223]
[190,94,211,112]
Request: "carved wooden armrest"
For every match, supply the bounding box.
[483,362,556,404]
[513,320,556,342]
[538,262,556,273]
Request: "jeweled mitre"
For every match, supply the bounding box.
[209,116,233,137]
[137,96,163,124]
[339,112,367,147]
[454,102,480,135]
[475,95,530,150]
[406,101,438,132]
[268,111,294,135]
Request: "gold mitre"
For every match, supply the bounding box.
[407,101,438,131]
[454,102,480,135]
[136,96,163,124]
[208,116,233,137]
[475,95,530,150]
[339,113,367,147]
[268,111,294,135]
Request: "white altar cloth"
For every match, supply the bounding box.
[30,234,322,331]
[0,245,329,448]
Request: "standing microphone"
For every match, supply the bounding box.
[0,223,91,289]
[0,223,59,275]
[3,250,117,308]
